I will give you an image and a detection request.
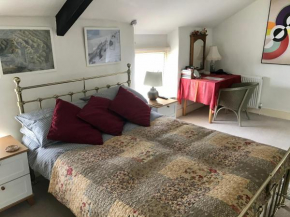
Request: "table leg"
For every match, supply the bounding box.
[209,108,213,123]
[183,100,187,116]
[194,81,199,102]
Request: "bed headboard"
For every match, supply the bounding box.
[13,63,131,114]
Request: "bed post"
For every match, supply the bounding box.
[281,168,290,205]
[14,77,37,184]
[14,77,24,114]
[127,63,131,87]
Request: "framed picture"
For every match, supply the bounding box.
[261,0,290,65]
[84,28,121,66]
[0,27,56,75]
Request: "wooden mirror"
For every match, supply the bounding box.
[190,33,207,70]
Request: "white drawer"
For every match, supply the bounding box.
[0,174,32,210]
[0,153,29,185]
[155,103,176,117]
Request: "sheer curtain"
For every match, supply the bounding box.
[135,52,166,98]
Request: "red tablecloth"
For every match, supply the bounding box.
[177,74,241,110]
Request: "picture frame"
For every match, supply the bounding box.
[0,27,56,76]
[84,27,121,66]
[261,0,290,65]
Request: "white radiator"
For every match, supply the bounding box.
[241,75,263,109]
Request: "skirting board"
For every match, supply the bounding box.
[176,102,204,117]
[248,108,290,121]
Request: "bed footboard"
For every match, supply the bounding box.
[239,148,290,217]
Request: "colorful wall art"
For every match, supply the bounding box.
[262,0,290,65]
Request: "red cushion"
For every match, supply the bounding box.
[109,87,151,126]
[78,96,124,136]
[47,99,103,145]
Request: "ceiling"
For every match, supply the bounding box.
[0,0,256,34]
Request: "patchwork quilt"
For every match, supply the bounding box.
[49,117,288,217]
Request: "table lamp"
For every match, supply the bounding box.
[206,46,222,73]
[144,71,163,100]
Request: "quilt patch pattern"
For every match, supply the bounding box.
[49,117,288,217]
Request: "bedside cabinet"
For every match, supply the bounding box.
[0,135,34,212]
[149,98,177,118]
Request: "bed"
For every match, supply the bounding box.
[13,63,290,217]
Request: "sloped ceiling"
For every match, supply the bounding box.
[0,0,256,34]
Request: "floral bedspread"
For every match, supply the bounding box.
[49,117,287,217]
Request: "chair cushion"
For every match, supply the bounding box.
[47,99,103,145]
[78,96,124,136]
[109,87,151,126]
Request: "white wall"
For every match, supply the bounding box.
[165,29,179,98]
[134,34,168,49]
[213,0,290,114]
[0,16,135,139]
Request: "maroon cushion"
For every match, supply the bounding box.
[109,87,151,126]
[78,96,124,136]
[47,99,103,145]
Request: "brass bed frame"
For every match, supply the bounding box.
[14,63,131,114]
[12,63,290,217]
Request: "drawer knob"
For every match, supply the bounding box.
[1,186,5,191]
[167,106,170,108]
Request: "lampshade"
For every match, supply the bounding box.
[206,46,222,61]
[144,71,163,87]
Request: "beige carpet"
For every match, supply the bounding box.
[179,106,290,150]
[1,106,289,217]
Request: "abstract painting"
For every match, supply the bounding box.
[84,28,121,66]
[0,28,55,74]
[262,0,290,65]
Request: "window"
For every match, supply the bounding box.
[135,52,166,97]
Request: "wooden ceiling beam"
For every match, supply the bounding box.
[56,0,93,36]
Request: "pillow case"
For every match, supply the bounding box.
[78,96,124,136]
[15,100,87,148]
[47,99,103,145]
[80,85,148,103]
[20,126,39,144]
[109,87,151,126]
[22,135,41,151]
[20,126,42,149]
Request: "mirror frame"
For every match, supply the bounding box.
[190,33,207,70]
